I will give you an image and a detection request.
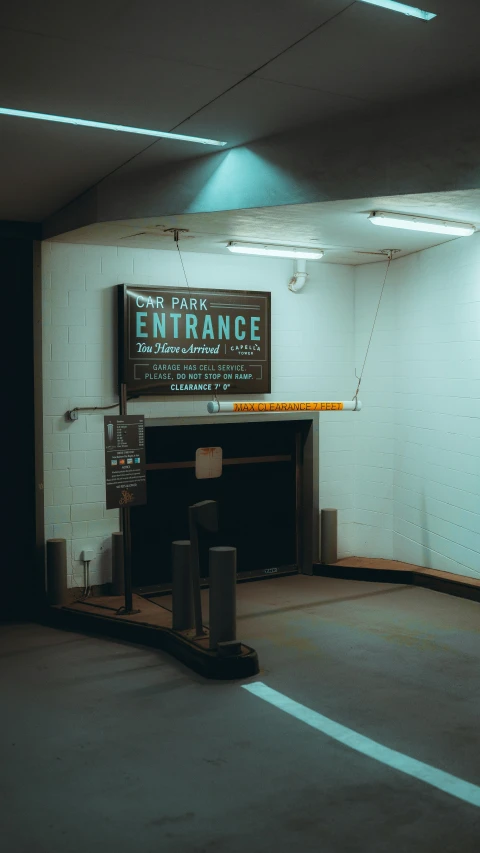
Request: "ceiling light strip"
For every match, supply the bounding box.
[227,242,324,260]
[357,0,436,20]
[0,107,227,146]
[369,212,475,237]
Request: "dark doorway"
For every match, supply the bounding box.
[131,417,317,592]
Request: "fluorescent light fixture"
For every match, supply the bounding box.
[227,242,324,260]
[369,212,475,237]
[357,0,436,20]
[0,106,227,147]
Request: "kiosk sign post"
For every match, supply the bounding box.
[104,415,146,510]
[105,412,146,614]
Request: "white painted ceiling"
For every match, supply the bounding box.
[1,0,480,221]
[48,189,480,265]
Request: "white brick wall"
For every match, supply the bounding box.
[43,239,479,583]
[42,243,357,586]
[353,236,480,578]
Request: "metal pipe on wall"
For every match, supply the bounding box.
[207,400,362,414]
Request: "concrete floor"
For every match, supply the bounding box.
[1,575,480,852]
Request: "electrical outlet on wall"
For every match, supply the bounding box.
[81,549,94,562]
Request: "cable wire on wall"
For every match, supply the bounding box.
[353,250,396,405]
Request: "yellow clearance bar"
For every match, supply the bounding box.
[207,401,361,414]
[234,402,344,412]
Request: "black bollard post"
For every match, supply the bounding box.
[321,508,338,564]
[188,500,218,638]
[209,546,237,650]
[46,538,68,605]
[172,540,194,631]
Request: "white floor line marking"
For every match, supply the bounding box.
[242,682,480,807]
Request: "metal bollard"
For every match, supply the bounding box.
[112,531,125,596]
[46,538,68,605]
[209,546,236,650]
[189,500,218,637]
[172,540,194,631]
[321,508,338,564]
